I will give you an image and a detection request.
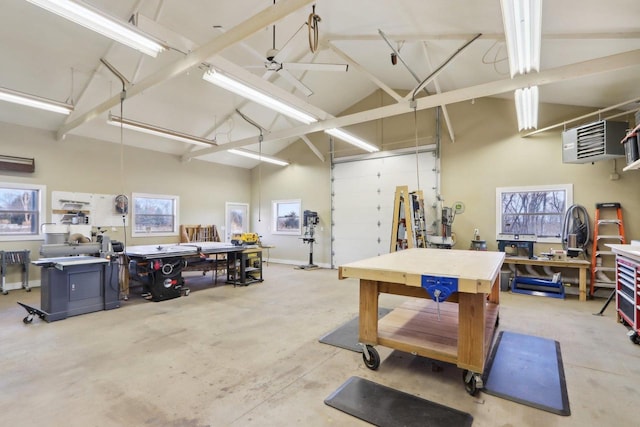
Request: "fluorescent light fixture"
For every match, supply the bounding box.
[202,69,317,124]
[0,86,73,115]
[24,0,166,57]
[325,128,379,153]
[227,149,289,166]
[515,86,539,130]
[107,114,216,147]
[500,0,542,77]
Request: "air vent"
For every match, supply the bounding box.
[562,120,627,164]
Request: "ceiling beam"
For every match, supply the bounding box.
[378,29,459,143]
[183,49,640,160]
[421,42,455,143]
[327,41,402,102]
[55,0,314,140]
[300,134,325,162]
[326,31,640,42]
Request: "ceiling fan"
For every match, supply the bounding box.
[257,4,349,96]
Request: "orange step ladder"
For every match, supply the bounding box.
[590,202,625,297]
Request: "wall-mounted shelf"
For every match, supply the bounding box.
[622,158,640,171]
[0,155,35,173]
[621,123,640,171]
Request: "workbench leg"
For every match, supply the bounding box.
[579,267,587,302]
[457,292,487,372]
[359,279,379,345]
[488,275,500,305]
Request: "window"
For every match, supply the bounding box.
[132,193,179,237]
[496,184,573,243]
[0,182,46,241]
[272,199,301,235]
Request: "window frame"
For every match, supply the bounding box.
[0,182,46,242]
[272,199,302,236]
[131,192,179,238]
[495,184,573,244]
[225,202,249,242]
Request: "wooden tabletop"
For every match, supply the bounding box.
[339,248,505,294]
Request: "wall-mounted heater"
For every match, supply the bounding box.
[0,155,35,173]
[562,120,627,164]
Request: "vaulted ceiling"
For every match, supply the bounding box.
[1,0,639,168]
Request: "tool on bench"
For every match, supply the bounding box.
[231,232,260,246]
[511,272,565,299]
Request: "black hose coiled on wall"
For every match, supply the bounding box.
[562,204,590,254]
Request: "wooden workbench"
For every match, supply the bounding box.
[502,256,590,301]
[339,248,504,393]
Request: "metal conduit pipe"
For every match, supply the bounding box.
[525,264,538,276]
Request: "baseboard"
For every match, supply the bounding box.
[2,280,41,291]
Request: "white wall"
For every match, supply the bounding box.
[0,121,251,286]
[252,91,640,268]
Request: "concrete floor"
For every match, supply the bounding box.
[1,262,639,427]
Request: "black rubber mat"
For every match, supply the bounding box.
[325,376,473,427]
[483,331,570,416]
[318,308,391,352]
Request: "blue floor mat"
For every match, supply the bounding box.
[483,331,570,416]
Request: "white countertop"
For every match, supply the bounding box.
[607,244,640,262]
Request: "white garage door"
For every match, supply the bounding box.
[332,149,438,267]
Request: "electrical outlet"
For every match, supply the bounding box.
[609,173,620,181]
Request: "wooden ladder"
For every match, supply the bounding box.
[590,202,626,296]
[390,186,428,252]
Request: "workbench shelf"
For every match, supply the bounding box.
[376,298,499,365]
[226,248,263,286]
[1,250,30,294]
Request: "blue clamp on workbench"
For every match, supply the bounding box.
[421,275,458,302]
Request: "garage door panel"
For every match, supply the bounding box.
[333,151,437,267]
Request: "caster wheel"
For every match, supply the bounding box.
[26,288,31,292]
[2,291,8,295]
[628,331,640,345]
[462,370,480,396]
[184,289,190,296]
[23,316,33,324]
[362,345,380,370]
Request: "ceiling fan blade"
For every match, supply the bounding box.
[278,69,313,97]
[282,62,349,72]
